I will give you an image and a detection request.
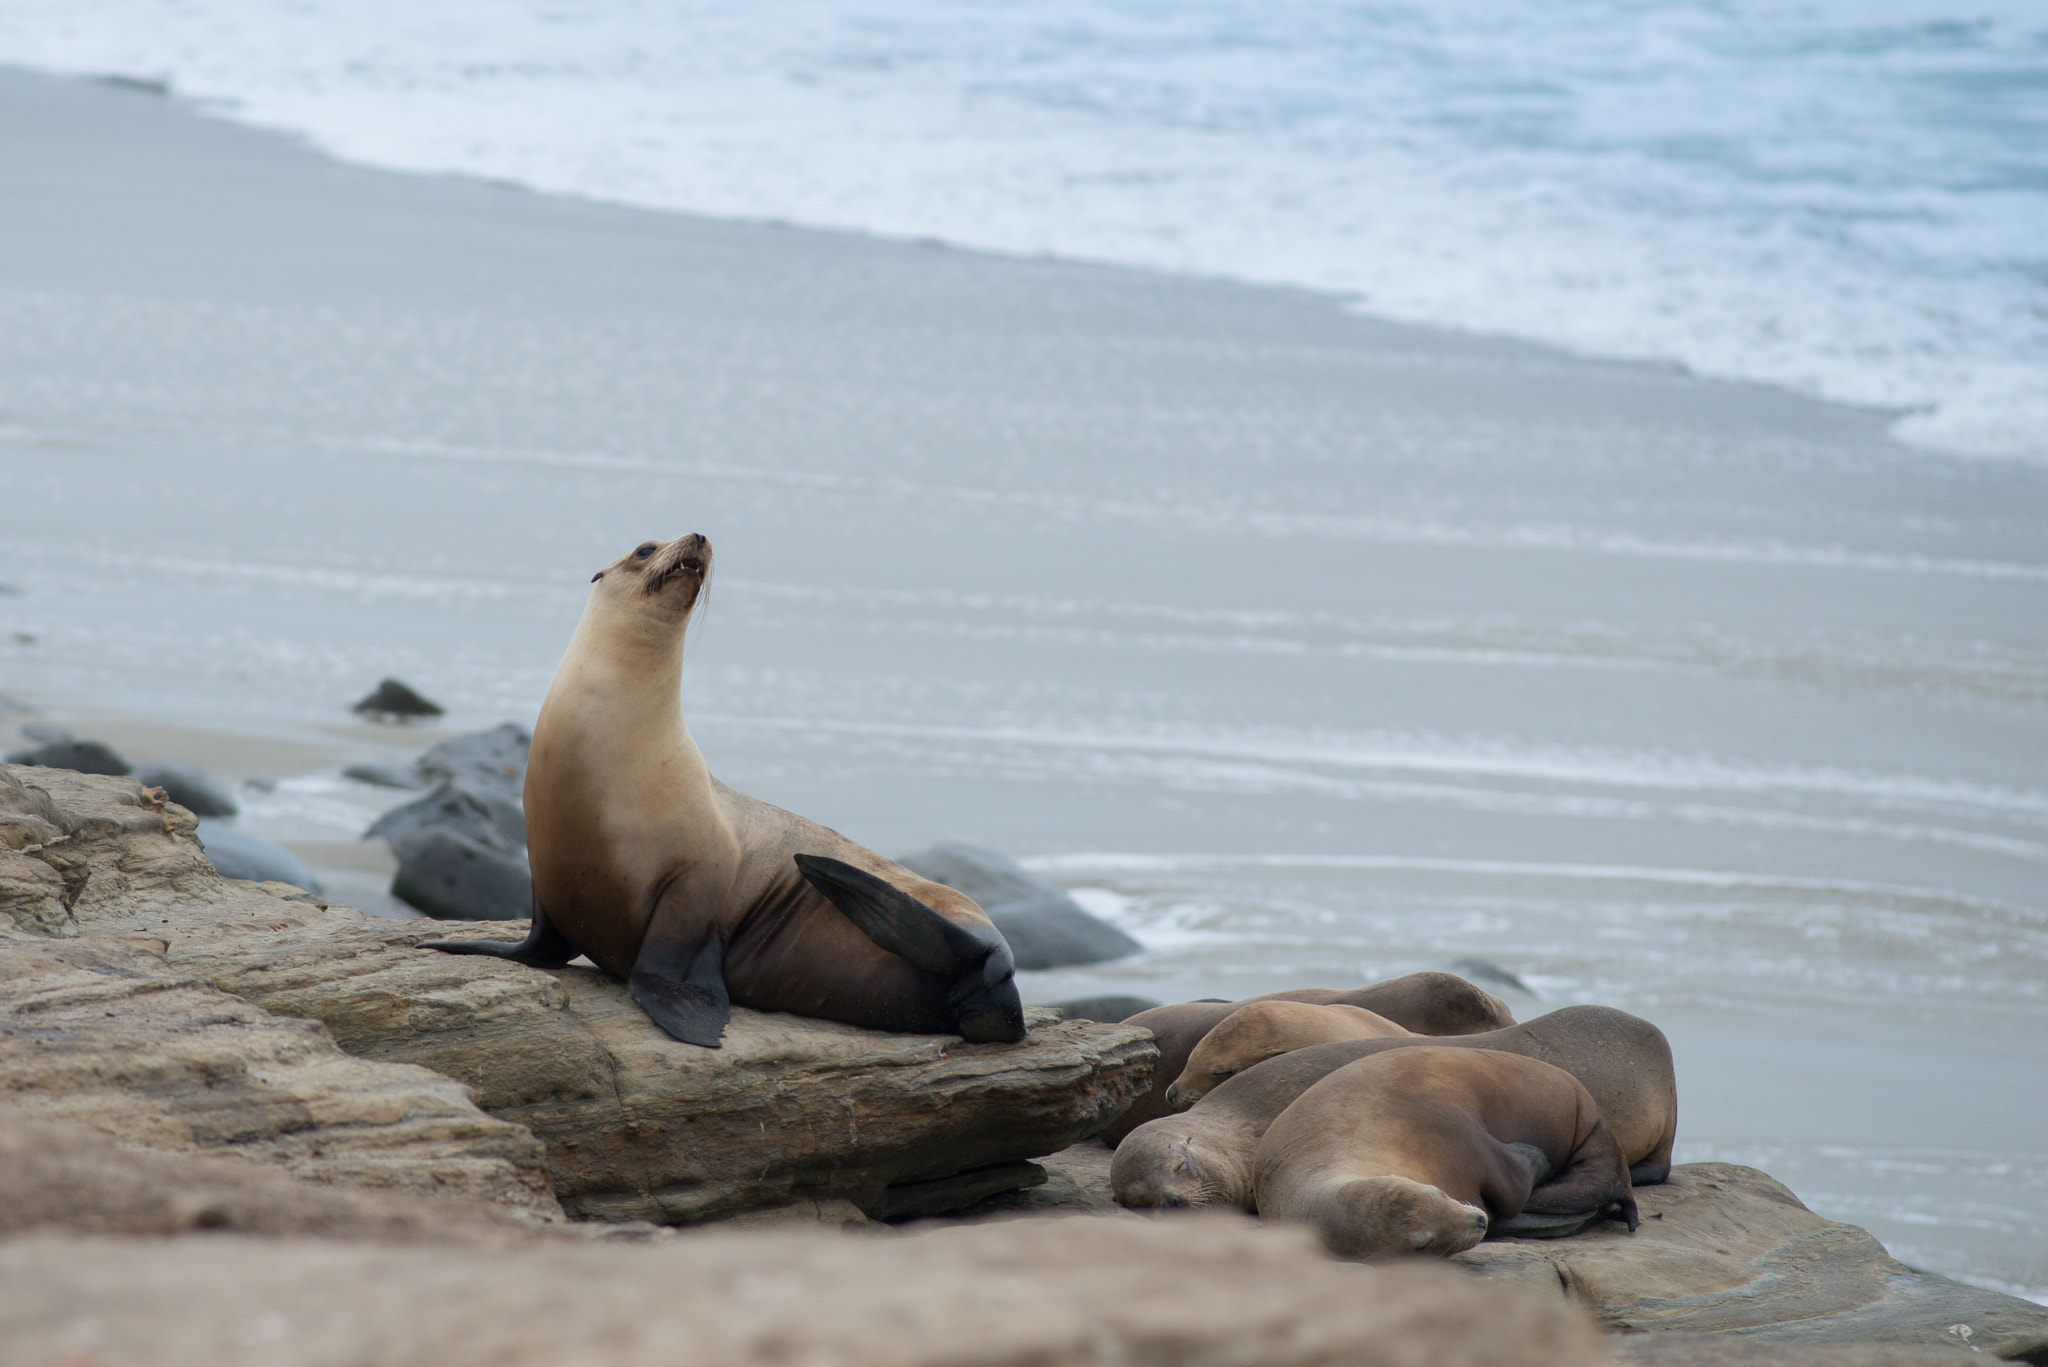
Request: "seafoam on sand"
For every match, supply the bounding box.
[0,0,2043,458]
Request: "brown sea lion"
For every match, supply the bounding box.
[1100,973,1514,1146]
[1162,1001,1410,1109]
[1253,1047,1638,1257]
[1112,1004,1676,1212]
[422,534,1024,1048]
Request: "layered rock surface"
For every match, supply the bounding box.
[1460,1163,2048,1362]
[0,764,1156,1221]
[0,1215,1609,1367]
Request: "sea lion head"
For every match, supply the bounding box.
[590,533,714,624]
[1166,1001,1402,1110]
[1109,1124,1246,1211]
[1319,1175,1490,1258]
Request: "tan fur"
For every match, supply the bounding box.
[1252,1047,1634,1258]
[514,534,1013,1035]
[1164,1003,1410,1109]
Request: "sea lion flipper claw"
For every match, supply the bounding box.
[792,853,993,972]
[421,895,578,967]
[629,928,730,1048]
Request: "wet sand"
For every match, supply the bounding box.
[1,68,2043,1297]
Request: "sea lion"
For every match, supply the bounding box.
[1253,1047,1638,1257]
[1100,973,1514,1146]
[1112,1004,1676,1212]
[422,534,1025,1048]
[1162,1001,1410,1109]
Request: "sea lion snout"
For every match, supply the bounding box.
[646,533,712,591]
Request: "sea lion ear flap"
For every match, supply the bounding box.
[793,853,995,973]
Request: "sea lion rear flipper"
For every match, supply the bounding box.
[420,895,578,967]
[792,853,998,972]
[629,927,730,1048]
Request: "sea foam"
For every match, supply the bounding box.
[1,0,2042,459]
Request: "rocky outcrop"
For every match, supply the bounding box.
[1459,1163,2048,1362]
[0,1215,1610,1367]
[0,932,558,1216]
[0,1112,561,1241]
[1,763,1158,1222]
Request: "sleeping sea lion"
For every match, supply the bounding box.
[1253,1047,1638,1257]
[1112,1004,1676,1212]
[422,534,1025,1048]
[1162,1001,1410,1109]
[1100,973,1513,1146]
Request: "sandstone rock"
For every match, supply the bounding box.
[0,932,557,1216]
[898,842,1141,969]
[0,1215,1611,1367]
[1458,1162,2048,1362]
[0,1110,554,1240]
[2,764,1159,1224]
[1609,1333,1983,1365]
[134,760,239,817]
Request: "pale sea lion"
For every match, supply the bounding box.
[1112,1004,1676,1212]
[1162,1001,1410,1109]
[423,534,1025,1048]
[1253,1047,1638,1257]
[1100,973,1514,1146]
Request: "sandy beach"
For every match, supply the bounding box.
[2,66,2044,1300]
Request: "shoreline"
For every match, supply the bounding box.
[17,61,2042,467]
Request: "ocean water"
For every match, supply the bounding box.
[1,0,2044,459]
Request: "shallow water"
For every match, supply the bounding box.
[0,70,2043,1299]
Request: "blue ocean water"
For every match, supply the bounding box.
[2,0,2043,459]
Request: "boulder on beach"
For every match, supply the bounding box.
[389,826,532,922]
[359,723,536,920]
[898,843,1142,970]
[366,778,526,855]
[192,819,322,894]
[133,760,238,818]
[4,737,131,776]
[342,761,422,790]
[351,677,444,720]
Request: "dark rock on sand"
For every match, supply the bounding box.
[133,760,238,818]
[4,738,131,776]
[1049,994,1163,1023]
[193,819,322,894]
[413,721,530,797]
[898,842,1142,970]
[351,677,444,719]
[366,779,526,855]
[390,826,533,922]
[343,761,423,790]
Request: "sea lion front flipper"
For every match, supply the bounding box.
[628,926,730,1048]
[792,853,999,971]
[420,894,578,967]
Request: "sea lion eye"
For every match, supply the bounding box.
[635,543,658,559]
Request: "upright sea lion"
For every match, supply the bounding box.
[1162,1001,1410,1109]
[422,534,1025,1048]
[1112,1004,1676,1212]
[1100,973,1513,1146]
[1253,1047,1638,1258]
